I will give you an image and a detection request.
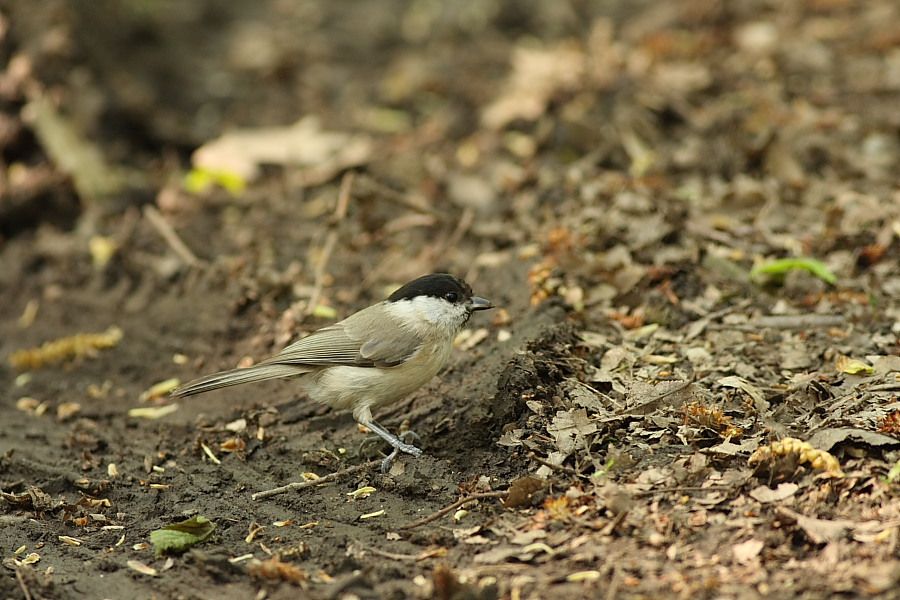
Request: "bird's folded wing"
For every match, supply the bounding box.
[259,306,422,368]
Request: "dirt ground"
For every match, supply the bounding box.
[2,0,900,598]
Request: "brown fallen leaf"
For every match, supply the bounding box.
[247,556,307,586]
[504,476,546,509]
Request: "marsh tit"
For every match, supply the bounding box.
[172,273,493,471]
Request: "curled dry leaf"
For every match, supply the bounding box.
[504,476,546,509]
[359,509,385,520]
[719,375,769,412]
[139,378,180,402]
[247,556,307,586]
[56,401,81,421]
[218,437,246,453]
[346,486,376,499]
[1,486,52,510]
[128,404,179,419]
[127,560,157,576]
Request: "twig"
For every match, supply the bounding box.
[355,174,444,217]
[632,484,734,497]
[529,452,581,476]
[398,490,507,530]
[15,568,33,600]
[251,458,381,500]
[614,377,695,417]
[604,566,621,600]
[143,205,203,267]
[867,383,900,392]
[306,172,353,315]
[365,547,420,562]
[711,314,846,331]
[445,207,475,252]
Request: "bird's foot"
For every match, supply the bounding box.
[380,438,422,473]
[363,421,423,473]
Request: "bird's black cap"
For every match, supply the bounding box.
[387,273,474,303]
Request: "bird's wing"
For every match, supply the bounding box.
[259,304,422,368]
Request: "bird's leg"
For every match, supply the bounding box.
[380,425,423,473]
[363,420,423,473]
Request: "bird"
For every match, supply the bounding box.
[172,273,494,471]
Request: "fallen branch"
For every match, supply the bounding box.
[398,490,507,530]
[251,458,381,500]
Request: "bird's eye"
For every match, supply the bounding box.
[444,292,459,302]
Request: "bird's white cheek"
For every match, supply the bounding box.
[385,297,469,339]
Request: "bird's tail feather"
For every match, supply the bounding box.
[171,364,310,397]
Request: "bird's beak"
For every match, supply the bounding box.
[470,296,494,311]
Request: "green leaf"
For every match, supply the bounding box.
[183,168,246,196]
[750,257,837,285]
[150,516,217,556]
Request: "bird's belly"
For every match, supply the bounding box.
[303,342,452,412]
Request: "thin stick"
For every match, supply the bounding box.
[251,458,381,500]
[604,566,621,600]
[632,484,734,497]
[710,314,845,331]
[15,568,33,600]
[444,207,474,251]
[614,377,694,417]
[398,490,507,530]
[529,452,581,476]
[143,205,202,267]
[365,547,420,561]
[355,174,444,217]
[306,172,353,315]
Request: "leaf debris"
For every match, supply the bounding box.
[9,326,123,371]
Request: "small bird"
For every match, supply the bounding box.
[172,273,493,471]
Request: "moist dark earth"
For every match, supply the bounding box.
[2,1,900,599]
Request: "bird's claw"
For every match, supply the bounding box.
[362,420,424,473]
[380,439,422,473]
